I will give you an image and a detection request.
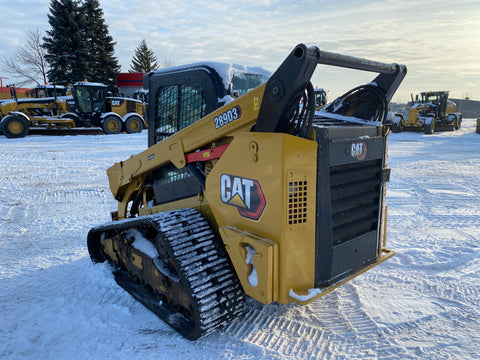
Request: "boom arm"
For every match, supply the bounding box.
[256,45,406,133]
[107,44,406,204]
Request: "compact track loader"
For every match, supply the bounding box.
[88,44,406,340]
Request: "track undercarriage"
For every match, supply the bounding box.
[87,208,244,340]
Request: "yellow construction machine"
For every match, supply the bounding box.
[0,82,146,138]
[69,81,147,134]
[0,85,72,137]
[314,87,327,111]
[26,84,70,98]
[87,44,407,340]
[391,91,462,134]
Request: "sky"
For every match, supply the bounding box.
[1,0,479,103]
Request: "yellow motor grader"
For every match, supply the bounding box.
[69,81,147,134]
[87,44,406,340]
[0,86,72,137]
[391,91,462,134]
[0,82,146,138]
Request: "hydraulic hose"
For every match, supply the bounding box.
[324,84,389,123]
[283,81,315,138]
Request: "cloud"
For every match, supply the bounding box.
[1,0,479,101]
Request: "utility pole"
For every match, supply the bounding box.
[0,76,8,87]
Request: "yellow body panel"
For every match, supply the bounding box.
[109,98,147,127]
[29,116,76,128]
[220,226,278,304]
[0,98,69,119]
[205,132,318,304]
[407,107,422,126]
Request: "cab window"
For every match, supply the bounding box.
[154,84,206,144]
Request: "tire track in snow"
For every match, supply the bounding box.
[224,305,332,359]
[0,169,106,184]
[39,188,109,203]
[354,269,480,359]
[224,259,480,360]
[222,286,394,360]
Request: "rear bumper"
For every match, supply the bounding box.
[289,248,395,304]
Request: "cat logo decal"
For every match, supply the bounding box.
[220,174,266,220]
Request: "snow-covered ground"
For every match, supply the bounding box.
[1,119,479,359]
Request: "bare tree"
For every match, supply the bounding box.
[162,57,175,68]
[2,28,49,86]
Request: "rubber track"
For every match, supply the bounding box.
[87,208,245,340]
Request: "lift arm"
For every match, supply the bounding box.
[107,44,406,201]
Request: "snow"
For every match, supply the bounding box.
[14,95,73,104]
[218,95,235,105]
[317,108,383,126]
[1,119,480,359]
[288,288,322,302]
[73,81,106,87]
[0,98,16,105]
[149,62,271,92]
[129,230,159,259]
[244,244,258,287]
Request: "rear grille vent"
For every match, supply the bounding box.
[330,160,381,245]
[288,180,308,225]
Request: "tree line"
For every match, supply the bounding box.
[2,0,162,88]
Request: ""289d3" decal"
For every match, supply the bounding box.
[214,105,242,129]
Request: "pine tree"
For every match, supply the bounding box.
[129,39,159,73]
[81,0,120,86]
[43,0,89,85]
[43,0,119,87]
